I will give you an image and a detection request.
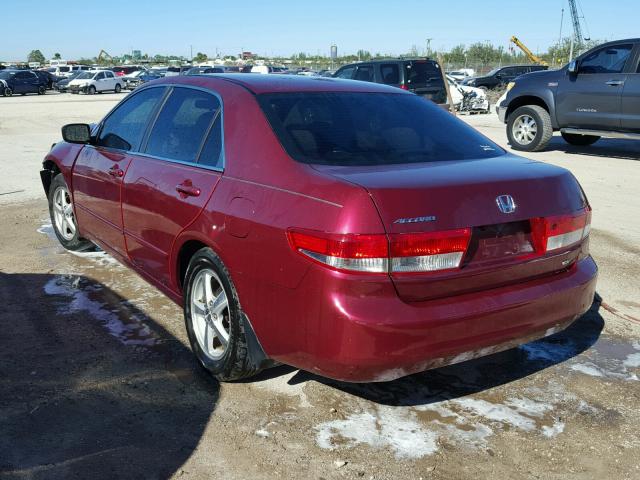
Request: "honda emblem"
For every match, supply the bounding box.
[496,195,516,214]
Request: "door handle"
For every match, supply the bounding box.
[176,183,201,197]
[108,165,124,177]
[606,80,624,86]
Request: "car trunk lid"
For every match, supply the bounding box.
[313,155,590,301]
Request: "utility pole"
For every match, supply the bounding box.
[190,45,193,62]
[555,7,564,65]
[425,38,432,57]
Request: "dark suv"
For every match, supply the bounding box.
[0,70,48,96]
[497,39,640,151]
[462,65,548,90]
[333,59,447,105]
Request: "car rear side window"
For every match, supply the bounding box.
[404,61,443,86]
[380,64,400,84]
[198,113,223,168]
[579,44,633,74]
[145,87,220,163]
[97,87,165,151]
[258,92,504,166]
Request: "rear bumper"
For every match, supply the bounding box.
[278,256,597,382]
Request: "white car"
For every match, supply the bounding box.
[447,68,475,82]
[67,70,123,94]
[446,75,489,113]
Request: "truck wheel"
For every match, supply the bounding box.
[561,132,600,146]
[183,248,263,381]
[507,105,553,152]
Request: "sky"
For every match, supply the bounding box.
[1,0,637,61]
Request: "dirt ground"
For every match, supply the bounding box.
[1,93,639,480]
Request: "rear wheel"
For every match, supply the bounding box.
[48,174,93,251]
[561,132,600,146]
[38,85,46,95]
[507,105,553,152]
[114,83,122,93]
[184,248,262,381]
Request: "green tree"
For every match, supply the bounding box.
[53,52,61,60]
[27,49,45,64]
[193,52,208,63]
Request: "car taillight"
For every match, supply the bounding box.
[399,84,408,90]
[389,229,471,273]
[287,230,389,273]
[287,228,471,274]
[530,207,591,253]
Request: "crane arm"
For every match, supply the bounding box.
[510,36,548,66]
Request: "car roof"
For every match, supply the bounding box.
[157,73,408,94]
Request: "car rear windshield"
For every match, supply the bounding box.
[404,61,444,86]
[257,92,504,166]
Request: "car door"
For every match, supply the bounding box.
[379,63,401,88]
[104,70,117,90]
[353,64,374,82]
[93,71,106,91]
[72,86,167,259]
[12,71,28,93]
[556,43,634,129]
[122,86,222,287]
[621,43,640,131]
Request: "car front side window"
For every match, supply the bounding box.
[579,44,633,74]
[97,87,166,151]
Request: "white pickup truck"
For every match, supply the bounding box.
[68,70,123,94]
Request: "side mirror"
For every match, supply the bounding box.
[62,123,91,144]
[567,60,578,74]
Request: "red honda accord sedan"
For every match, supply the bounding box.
[40,74,597,382]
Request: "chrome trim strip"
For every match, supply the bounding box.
[561,128,640,140]
[226,177,343,208]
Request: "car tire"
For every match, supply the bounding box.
[38,85,46,95]
[507,105,553,152]
[561,132,600,146]
[114,83,121,93]
[183,247,262,381]
[48,174,94,252]
[87,85,96,95]
[3,87,12,97]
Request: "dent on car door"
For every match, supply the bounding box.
[72,86,167,259]
[621,44,640,131]
[122,86,223,289]
[556,43,633,129]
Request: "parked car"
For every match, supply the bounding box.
[123,71,163,90]
[165,66,192,77]
[497,39,640,151]
[112,66,144,77]
[251,65,275,74]
[461,65,548,90]
[41,74,597,383]
[186,66,225,75]
[35,70,61,90]
[0,69,48,96]
[67,70,123,94]
[45,65,73,78]
[334,58,448,106]
[54,70,86,92]
[447,69,475,82]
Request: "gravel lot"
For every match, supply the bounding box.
[1,92,639,480]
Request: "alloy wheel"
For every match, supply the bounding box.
[512,114,538,145]
[52,186,77,241]
[190,268,230,360]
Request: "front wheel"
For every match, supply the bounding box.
[184,248,262,381]
[507,105,553,152]
[114,83,122,93]
[87,85,96,95]
[48,174,94,251]
[3,87,12,97]
[561,132,600,146]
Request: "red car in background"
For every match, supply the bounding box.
[40,74,597,382]
[112,66,144,77]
